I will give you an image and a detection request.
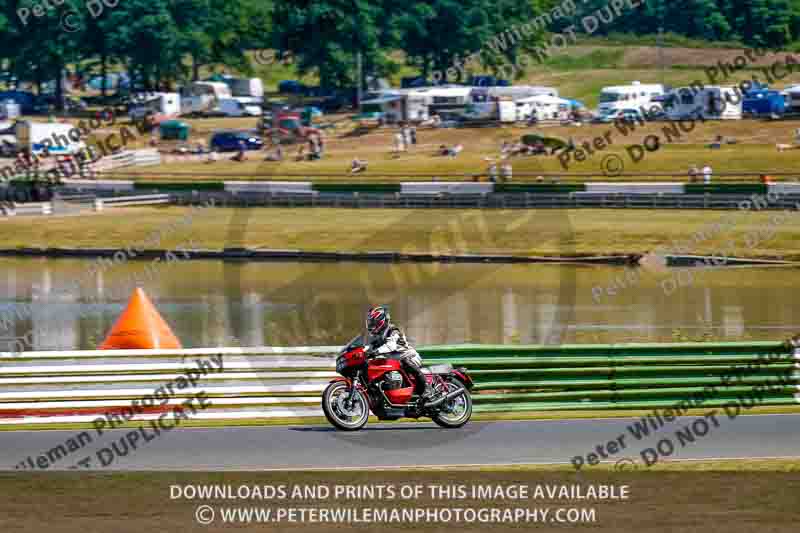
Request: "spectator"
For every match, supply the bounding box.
[231,142,247,162]
[265,145,283,161]
[688,164,699,183]
[410,126,417,145]
[438,144,449,156]
[448,144,463,158]
[487,161,498,183]
[310,136,322,160]
[393,131,405,155]
[295,145,306,161]
[206,149,218,164]
[702,164,712,184]
[351,157,368,174]
[402,124,412,148]
[500,162,513,182]
[501,141,511,157]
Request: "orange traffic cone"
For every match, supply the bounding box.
[99,288,182,349]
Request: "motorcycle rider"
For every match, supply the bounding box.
[364,306,439,408]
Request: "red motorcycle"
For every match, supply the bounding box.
[322,335,474,431]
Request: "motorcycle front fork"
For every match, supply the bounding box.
[343,373,361,409]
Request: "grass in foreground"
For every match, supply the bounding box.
[1,459,798,532]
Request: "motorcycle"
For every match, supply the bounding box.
[321,335,474,431]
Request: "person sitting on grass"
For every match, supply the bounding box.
[434,143,463,157]
[265,145,283,162]
[351,157,368,174]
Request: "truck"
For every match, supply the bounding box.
[258,108,320,144]
[15,121,86,155]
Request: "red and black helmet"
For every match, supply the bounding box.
[366,306,390,335]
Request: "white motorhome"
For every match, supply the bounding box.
[129,92,181,121]
[226,77,264,99]
[15,121,86,155]
[180,82,232,115]
[597,82,665,115]
[664,86,742,120]
[516,95,571,121]
[487,85,558,101]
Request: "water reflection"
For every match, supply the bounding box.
[0,258,798,351]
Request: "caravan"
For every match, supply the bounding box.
[664,86,742,120]
[180,82,232,116]
[486,85,558,101]
[597,82,665,116]
[359,91,429,123]
[516,95,571,122]
[129,92,181,121]
[407,87,472,118]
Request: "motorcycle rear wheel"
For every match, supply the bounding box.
[432,379,472,428]
[322,381,370,431]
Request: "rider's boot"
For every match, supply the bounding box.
[416,386,440,410]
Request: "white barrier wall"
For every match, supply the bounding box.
[768,182,800,195]
[224,181,314,194]
[584,182,686,195]
[400,182,493,195]
[63,179,136,192]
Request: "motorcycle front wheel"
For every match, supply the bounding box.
[321,381,370,431]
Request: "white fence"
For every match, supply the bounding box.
[93,194,171,210]
[0,346,341,425]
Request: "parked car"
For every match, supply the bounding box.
[219,98,261,117]
[592,108,644,124]
[209,130,264,152]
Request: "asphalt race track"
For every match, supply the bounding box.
[2,414,798,471]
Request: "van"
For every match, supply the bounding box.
[15,121,86,155]
[597,82,665,115]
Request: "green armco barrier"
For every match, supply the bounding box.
[313,183,402,194]
[684,183,768,195]
[494,183,587,194]
[133,181,225,191]
[417,341,799,412]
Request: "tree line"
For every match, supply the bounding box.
[1,0,799,106]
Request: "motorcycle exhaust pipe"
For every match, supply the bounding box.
[425,386,465,408]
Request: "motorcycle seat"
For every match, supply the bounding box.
[420,363,453,375]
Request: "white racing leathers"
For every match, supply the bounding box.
[369,325,422,367]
